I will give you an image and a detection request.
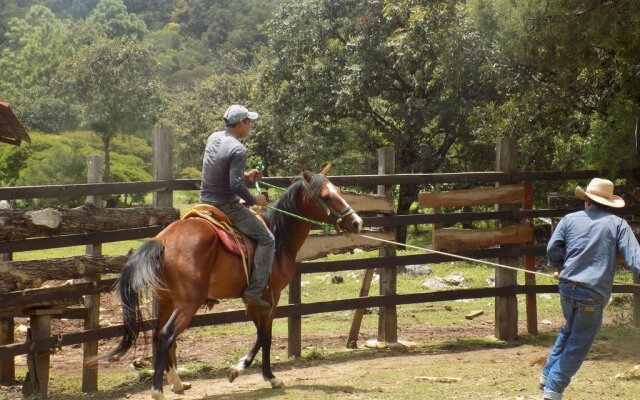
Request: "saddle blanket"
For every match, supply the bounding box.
[181,204,253,258]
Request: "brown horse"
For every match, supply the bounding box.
[100,167,363,399]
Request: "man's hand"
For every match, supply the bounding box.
[255,194,268,207]
[244,169,262,183]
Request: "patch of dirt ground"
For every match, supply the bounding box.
[3,291,640,399]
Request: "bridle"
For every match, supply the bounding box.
[303,180,356,228]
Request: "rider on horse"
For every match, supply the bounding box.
[199,104,274,310]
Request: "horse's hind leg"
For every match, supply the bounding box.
[228,329,261,383]
[151,304,199,400]
[166,341,191,393]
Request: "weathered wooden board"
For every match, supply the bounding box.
[297,230,395,261]
[0,203,178,241]
[342,193,394,215]
[419,185,524,209]
[433,224,534,251]
[0,255,127,293]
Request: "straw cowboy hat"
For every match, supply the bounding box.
[575,178,625,208]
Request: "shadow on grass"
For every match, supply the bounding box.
[199,384,365,400]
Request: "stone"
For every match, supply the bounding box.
[422,278,447,290]
[404,265,433,277]
[442,272,466,286]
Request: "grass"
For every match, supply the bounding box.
[19,323,640,400]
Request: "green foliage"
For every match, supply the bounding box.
[87,0,148,39]
[0,131,152,206]
[56,31,162,181]
[146,22,214,90]
[159,73,256,171]
[0,5,71,92]
[173,0,279,65]
[1,0,639,196]
[586,99,640,175]
[470,0,640,174]
[260,0,497,175]
[8,85,79,133]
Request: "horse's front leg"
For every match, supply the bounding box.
[227,335,261,383]
[259,312,284,388]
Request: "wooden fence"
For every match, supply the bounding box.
[0,130,639,397]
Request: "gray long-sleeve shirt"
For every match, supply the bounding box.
[199,130,256,206]
[547,204,640,302]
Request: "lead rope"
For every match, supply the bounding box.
[255,179,640,287]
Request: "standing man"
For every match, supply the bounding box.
[540,178,640,400]
[200,104,274,310]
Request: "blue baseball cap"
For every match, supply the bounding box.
[223,104,259,124]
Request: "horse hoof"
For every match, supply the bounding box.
[171,382,191,394]
[270,377,285,388]
[227,367,240,383]
[150,390,167,400]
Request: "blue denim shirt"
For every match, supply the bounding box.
[547,204,640,302]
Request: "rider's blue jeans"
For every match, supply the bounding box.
[541,281,604,400]
[219,201,275,297]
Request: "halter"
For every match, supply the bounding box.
[302,179,356,228]
[256,177,356,232]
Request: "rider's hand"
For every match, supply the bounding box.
[552,271,560,280]
[245,169,263,183]
[255,194,268,207]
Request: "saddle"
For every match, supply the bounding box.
[182,204,264,283]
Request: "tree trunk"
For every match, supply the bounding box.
[0,255,127,292]
[395,184,419,244]
[102,133,112,182]
[0,203,178,241]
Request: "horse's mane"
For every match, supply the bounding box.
[264,173,325,255]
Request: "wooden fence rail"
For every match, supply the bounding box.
[3,283,639,360]
[0,246,549,312]
[4,169,634,201]
[3,207,639,254]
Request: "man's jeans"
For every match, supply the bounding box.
[541,282,604,400]
[219,202,275,297]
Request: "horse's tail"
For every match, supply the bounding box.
[91,239,165,363]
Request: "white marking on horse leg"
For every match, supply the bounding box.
[269,377,285,388]
[150,389,167,400]
[166,366,191,393]
[227,356,248,383]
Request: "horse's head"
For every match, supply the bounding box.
[301,164,363,234]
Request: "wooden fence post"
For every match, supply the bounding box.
[377,147,397,344]
[523,167,538,334]
[152,126,174,209]
[495,138,518,341]
[152,127,174,361]
[346,268,376,348]
[0,315,13,385]
[23,310,59,398]
[287,272,302,358]
[0,200,14,384]
[82,155,102,392]
[633,119,640,328]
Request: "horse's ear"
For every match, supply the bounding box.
[319,162,332,176]
[302,171,313,183]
